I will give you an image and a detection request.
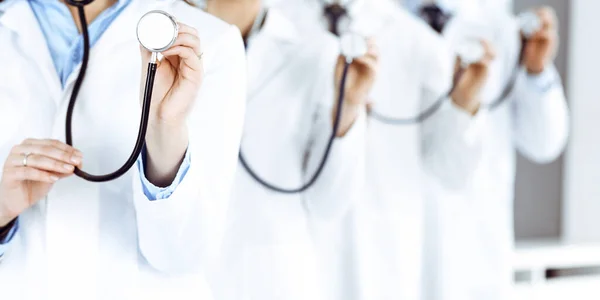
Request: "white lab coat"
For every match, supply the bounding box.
[0,1,246,299]
[421,7,570,300]
[211,8,366,300]
[275,1,484,299]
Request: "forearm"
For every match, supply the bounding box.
[144,124,189,187]
[0,211,14,228]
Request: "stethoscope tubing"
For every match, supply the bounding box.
[369,24,530,125]
[238,62,351,194]
[65,4,156,182]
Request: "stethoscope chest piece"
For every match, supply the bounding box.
[340,32,367,62]
[518,11,542,39]
[456,40,485,67]
[137,11,179,53]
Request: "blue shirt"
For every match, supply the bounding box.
[0,0,192,257]
[29,0,131,86]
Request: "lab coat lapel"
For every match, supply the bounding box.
[247,10,300,100]
[0,1,62,104]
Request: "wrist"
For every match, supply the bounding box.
[526,63,545,75]
[0,200,15,228]
[146,121,187,147]
[0,211,15,229]
[145,124,189,187]
[451,93,480,116]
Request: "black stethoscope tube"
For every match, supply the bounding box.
[370,30,530,125]
[238,62,351,194]
[369,67,467,125]
[65,3,157,182]
[235,8,353,194]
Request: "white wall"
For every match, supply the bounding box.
[562,0,600,243]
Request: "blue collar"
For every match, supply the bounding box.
[28,0,132,87]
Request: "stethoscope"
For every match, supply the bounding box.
[237,7,367,194]
[64,0,178,182]
[322,2,543,125]
[371,10,543,125]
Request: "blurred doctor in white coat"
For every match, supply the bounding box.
[274,0,493,299]
[203,0,372,299]
[404,0,570,299]
[0,0,246,299]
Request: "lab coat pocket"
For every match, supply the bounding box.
[242,244,321,300]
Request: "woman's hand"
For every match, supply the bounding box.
[522,7,559,75]
[333,38,379,137]
[139,23,204,187]
[451,40,496,115]
[0,139,82,227]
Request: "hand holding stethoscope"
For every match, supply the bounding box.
[521,7,559,75]
[370,8,549,124]
[138,20,204,186]
[140,23,204,129]
[334,38,379,135]
[451,7,558,114]
[238,10,378,194]
[451,40,497,115]
[0,5,203,227]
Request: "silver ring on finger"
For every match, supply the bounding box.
[22,153,31,167]
[197,52,203,61]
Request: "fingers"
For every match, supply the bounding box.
[161,23,203,74]
[529,25,558,43]
[535,6,558,31]
[354,40,379,71]
[21,139,78,154]
[8,139,82,169]
[475,39,496,66]
[6,153,75,174]
[177,23,199,37]
[8,167,59,183]
[161,46,203,73]
[2,139,81,184]
[170,32,202,58]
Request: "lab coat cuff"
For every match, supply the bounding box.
[445,100,487,146]
[0,217,19,259]
[137,146,192,201]
[524,65,560,94]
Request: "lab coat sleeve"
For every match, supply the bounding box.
[131,25,247,274]
[302,45,367,222]
[511,65,569,162]
[0,218,19,260]
[137,147,191,200]
[418,27,484,190]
